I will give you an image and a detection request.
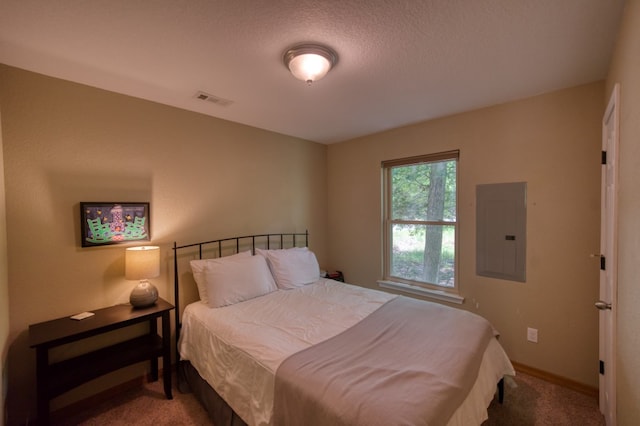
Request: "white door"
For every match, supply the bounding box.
[598,83,619,426]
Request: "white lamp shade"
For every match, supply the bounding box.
[125,246,160,280]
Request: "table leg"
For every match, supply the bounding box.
[162,312,173,399]
[35,348,49,425]
[149,318,159,381]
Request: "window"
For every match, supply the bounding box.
[382,150,459,294]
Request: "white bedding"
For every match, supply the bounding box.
[178,279,515,426]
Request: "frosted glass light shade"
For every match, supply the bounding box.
[283,44,338,84]
[125,246,160,307]
[288,53,331,82]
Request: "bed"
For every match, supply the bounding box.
[173,232,515,426]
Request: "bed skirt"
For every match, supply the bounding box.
[179,360,248,426]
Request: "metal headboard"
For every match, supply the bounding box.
[172,231,308,360]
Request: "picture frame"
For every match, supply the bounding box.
[80,202,150,247]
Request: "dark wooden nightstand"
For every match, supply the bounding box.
[29,298,174,425]
[324,270,344,282]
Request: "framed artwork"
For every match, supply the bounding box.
[80,202,150,247]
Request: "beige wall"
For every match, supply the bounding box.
[606,0,640,423]
[1,107,10,425]
[0,64,328,423]
[327,82,604,388]
[4,33,635,421]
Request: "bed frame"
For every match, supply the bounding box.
[172,231,309,359]
[172,231,308,425]
[171,230,504,425]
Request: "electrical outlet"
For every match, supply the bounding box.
[527,327,538,343]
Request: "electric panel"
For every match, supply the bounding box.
[476,182,526,282]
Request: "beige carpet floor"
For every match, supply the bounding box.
[484,374,604,425]
[53,372,604,425]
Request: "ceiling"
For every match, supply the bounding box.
[0,0,626,144]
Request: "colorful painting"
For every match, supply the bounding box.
[80,202,150,247]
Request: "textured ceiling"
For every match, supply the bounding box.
[0,0,626,143]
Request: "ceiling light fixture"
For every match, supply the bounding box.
[283,43,338,85]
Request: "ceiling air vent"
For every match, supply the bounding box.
[194,91,234,107]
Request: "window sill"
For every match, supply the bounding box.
[377,280,464,305]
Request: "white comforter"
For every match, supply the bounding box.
[178,279,514,425]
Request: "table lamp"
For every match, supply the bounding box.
[125,246,160,308]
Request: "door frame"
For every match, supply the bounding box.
[599,83,619,425]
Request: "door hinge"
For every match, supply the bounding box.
[601,255,606,271]
[600,360,605,375]
[602,151,607,165]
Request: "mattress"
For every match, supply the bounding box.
[178,279,514,425]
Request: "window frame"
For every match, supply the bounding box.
[382,150,460,295]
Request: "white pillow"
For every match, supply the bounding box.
[198,254,277,308]
[190,250,252,305]
[256,247,320,289]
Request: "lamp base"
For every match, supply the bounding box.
[130,280,158,308]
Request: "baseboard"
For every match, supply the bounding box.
[511,361,599,399]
